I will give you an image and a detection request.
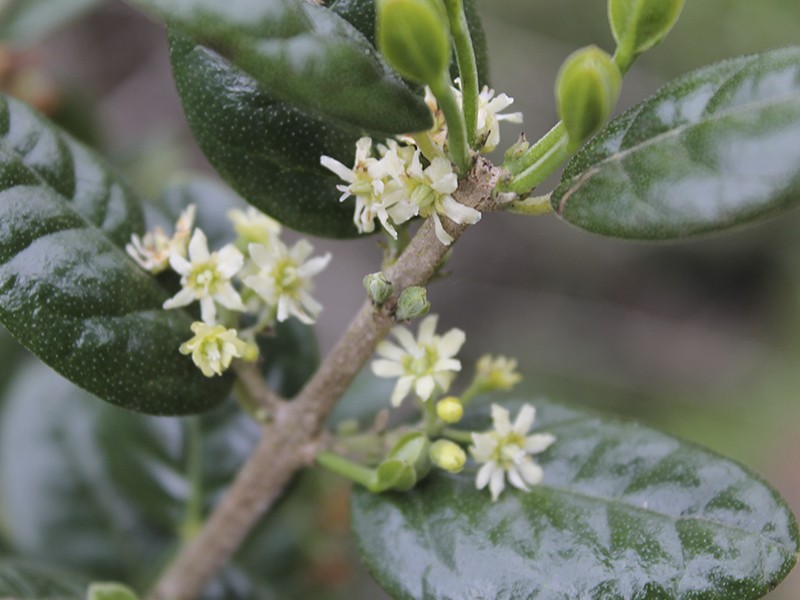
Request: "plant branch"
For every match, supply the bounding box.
[147,158,501,600]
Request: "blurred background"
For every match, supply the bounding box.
[0,0,799,597]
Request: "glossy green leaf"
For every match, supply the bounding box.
[0,317,317,595]
[0,94,231,414]
[132,0,430,134]
[552,47,800,240]
[352,398,800,599]
[0,559,87,599]
[0,0,107,46]
[168,33,362,237]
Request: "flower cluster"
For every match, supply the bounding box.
[369,315,552,501]
[126,204,330,377]
[321,83,520,244]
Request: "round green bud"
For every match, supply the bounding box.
[436,396,464,424]
[363,272,394,305]
[555,46,621,150]
[377,0,451,86]
[395,286,431,322]
[430,440,467,473]
[609,0,685,67]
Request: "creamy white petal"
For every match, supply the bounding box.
[168,253,192,276]
[372,359,405,378]
[216,245,244,278]
[298,290,323,317]
[215,283,246,312]
[188,229,210,262]
[277,295,291,322]
[489,466,506,501]
[290,239,314,264]
[417,315,438,346]
[375,340,406,361]
[491,404,512,437]
[507,466,530,491]
[441,196,481,225]
[320,155,354,182]
[524,433,556,454]
[163,287,195,310]
[415,375,436,400]
[248,243,273,269]
[391,375,415,406]
[432,213,453,246]
[290,302,315,325]
[199,296,217,324]
[298,253,331,278]
[438,328,466,356]
[518,460,544,486]
[513,404,536,436]
[476,461,496,490]
[392,326,419,355]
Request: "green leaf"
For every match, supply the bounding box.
[0,317,317,593]
[351,397,800,599]
[0,559,87,599]
[167,33,362,237]
[552,47,800,240]
[132,0,431,134]
[0,0,107,46]
[0,94,231,415]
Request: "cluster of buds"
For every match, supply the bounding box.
[126,205,330,377]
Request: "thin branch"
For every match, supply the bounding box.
[147,158,501,600]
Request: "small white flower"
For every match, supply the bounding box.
[163,229,246,324]
[180,322,249,377]
[471,404,555,502]
[391,151,480,245]
[372,314,465,406]
[320,137,409,238]
[228,206,282,247]
[126,204,196,273]
[476,354,523,391]
[243,238,331,325]
[453,82,523,153]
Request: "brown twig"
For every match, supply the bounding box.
[147,158,500,600]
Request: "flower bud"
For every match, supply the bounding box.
[395,286,431,322]
[363,272,394,305]
[377,0,451,86]
[609,0,685,68]
[430,440,467,473]
[376,432,432,491]
[436,396,464,424]
[556,46,621,150]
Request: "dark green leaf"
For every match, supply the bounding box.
[168,33,363,237]
[0,94,231,415]
[0,559,87,599]
[0,317,317,594]
[352,398,799,599]
[258,319,318,398]
[0,0,107,46]
[133,0,430,134]
[552,47,800,239]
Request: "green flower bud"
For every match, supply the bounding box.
[363,272,394,305]
[555,46,621,150]
[430,439,467,473]
[609,0,685,68]
[395,286,431,322]
[436,396,464,424]
[376,432,432,491]
[88,583,140,600]
[377,0,451,86]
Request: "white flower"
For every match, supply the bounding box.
[452,82,523,153]
[126,204,196,274]
[372,314,465,406]
[389,151,481,245]
[243,238,331,324]
[470,404,555,502]
[163,229,246,324]
[476,354,523,391]
[320,137,409,238]
[228,206,282,247]
[179,322,249,377]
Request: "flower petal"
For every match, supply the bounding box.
[415,375,436,401]
[489,466,506,501]
[491,404,512,437]
[525,433,556,454]
[513,404,536,436]
[475,461,496,490]
[518,459,544,486]
[371,359,405,378]
[188,229,210,262]
[391,375,415,407]
[163,287,195,310]
[417,315,438,346]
